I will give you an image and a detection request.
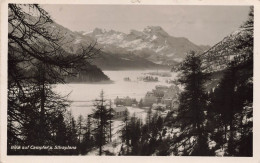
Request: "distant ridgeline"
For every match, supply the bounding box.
[83,26,210,66]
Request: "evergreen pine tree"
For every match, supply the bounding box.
[139,99,143,108]
[77,115,84,144]
[120,109,130,154]
[65,111,78,146]
[174,51,211,156]
[81,115,94,154]
[92,90,112,155]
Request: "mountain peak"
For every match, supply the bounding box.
[143,26,169,37]
[93,28,106,35]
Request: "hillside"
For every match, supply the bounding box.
[201,26,253,72]
[65,64,110,83]
[92,51,169,70]
[200,13,253,91]
[15,18,110,83]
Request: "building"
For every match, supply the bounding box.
[162,98,173,108]
[152,103,167,111]
[143,91,157,107]
[112,106,128,119]
[162,85,180,108]
[163,85,179,99]
[114,96,137,106]
[155,85,168,92]
[150,85,169,103]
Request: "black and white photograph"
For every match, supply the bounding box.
[1,0,258,159]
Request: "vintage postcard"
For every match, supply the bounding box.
[1,0,260,162]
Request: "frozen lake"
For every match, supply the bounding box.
[54,70,177,118]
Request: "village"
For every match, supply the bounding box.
[112,84,180,120]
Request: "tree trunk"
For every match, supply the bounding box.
[40,67,46,142]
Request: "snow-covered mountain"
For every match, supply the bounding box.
[83,26,210,65]
[43,22,167,70]
[45,22,210,68]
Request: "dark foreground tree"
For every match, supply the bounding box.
[172,51,212,156]
[92,90,113,155]
[80,115,95,154]
[208,59,253,156]
[8,4,99,154]
[207,7,253,156]
[119,110,171,156]
[77,115,84,144]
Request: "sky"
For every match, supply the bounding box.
[41,5,250,46]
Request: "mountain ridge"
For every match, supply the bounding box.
[83,26,210,65]
[46,21,210,70]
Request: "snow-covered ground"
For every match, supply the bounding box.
[87,141,122,156]
[54,70,177,118]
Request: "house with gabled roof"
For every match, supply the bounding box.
[112,106,128,119]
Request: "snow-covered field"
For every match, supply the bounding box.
[54,70,177,118]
